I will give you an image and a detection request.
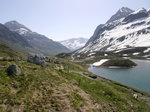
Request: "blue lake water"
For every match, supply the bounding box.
[88,59,150,93]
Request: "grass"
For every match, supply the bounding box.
[57,66,150,112]
[0,44,26,60]
[0,57,149,111]
[101,58,137,67]
[0,61,61,111]
[69,92,85,110]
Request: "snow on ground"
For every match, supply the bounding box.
[123,54,128,56]
[77,11,150,54]
[123,57,130,59]
[93,59,109,66]
[104,54,108,56]
[132,8,146,14]
[143,55,150,57]
[87,53,95,56]
[144,48,150,53]
[133,52,140,55]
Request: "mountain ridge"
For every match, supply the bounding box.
[76,7,150,59]
[4,21,70,56]
[106,7,134,23]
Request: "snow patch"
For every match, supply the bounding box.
[123,54,128,56]
[132,8,146,14]
[17,28,29,35]
[104,54,108,56]
[93,59,109,66]
[133,52,140,55]
[87,53,95,56]
[144,48,150,53]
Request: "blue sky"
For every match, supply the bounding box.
[1,0,150,41]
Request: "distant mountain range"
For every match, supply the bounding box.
[60,38,88,51]
[76,7,150,59]
[1,21,70,56]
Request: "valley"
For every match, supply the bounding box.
[0,4,150,112]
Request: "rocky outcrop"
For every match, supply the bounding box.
[7,64,21,75]
[106,7,134,23]
[28,55,46,67]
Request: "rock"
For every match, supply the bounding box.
[54,60,61,64]
[133,94,138,99]
[38,60,46,67]
[27,55,46,66]
[7,64,21,75]
[17,57,21,61]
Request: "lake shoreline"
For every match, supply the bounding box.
[93,65,136,69]
[89,59,150,93]
[92,58,137,68]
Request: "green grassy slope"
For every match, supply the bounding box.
[0,44,25,59]
[0,57,149,111]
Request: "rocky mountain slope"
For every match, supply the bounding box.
[0,23,33,54]
[4,21,70,56]
[60,38,88,51]
[106,7,134,23]
[76,8,150,59]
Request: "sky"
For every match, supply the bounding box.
[0,0,150,41]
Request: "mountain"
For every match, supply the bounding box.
[4,21,70,56]
[60,38,88,51]
[0,23,33,54]
[106,7,134,23]
[76,8,150,59]
[85,7,134,46]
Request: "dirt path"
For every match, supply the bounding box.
[69,70,95,80]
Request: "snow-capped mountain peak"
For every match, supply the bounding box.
[76,8,150,58]
[147,9,150,14]
[4,21,31,35]
[132,8,147,14]
[119,7,133,13]
[60,38,88,51]
[106,7,134,23]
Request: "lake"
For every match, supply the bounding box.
[88,59,150,93]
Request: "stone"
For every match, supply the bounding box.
[27,55,46,66]
[7,64,21,75]
[133,94,138,99]
[17,57,21,61]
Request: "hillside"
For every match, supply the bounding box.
[4,21,70,56]
[76,8,150,59]
[0,23,33,54]
[0,44,24,58]
[0,53,150,111]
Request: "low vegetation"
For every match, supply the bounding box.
[0,44,26,61]
[101,58,137,68]
[0,47,150,111]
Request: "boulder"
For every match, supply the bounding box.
[27,55,46,66]
[133,94,138,100]
[7,64,21,75]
